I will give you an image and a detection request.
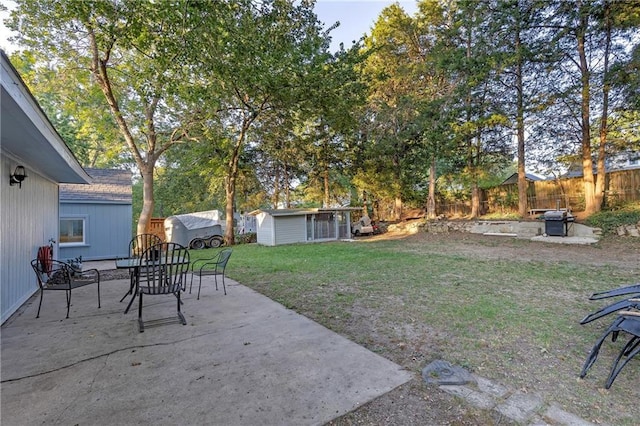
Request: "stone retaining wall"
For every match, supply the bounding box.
[389,218,607,239]
[388,218,640,238]
[616,223,640,237]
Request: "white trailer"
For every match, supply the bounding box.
[164,210,225,249]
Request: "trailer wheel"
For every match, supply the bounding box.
[190,238,206,250]
[207,237,223,248]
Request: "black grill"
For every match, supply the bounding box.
[543,210,573,237]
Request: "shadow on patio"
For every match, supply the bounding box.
[1,275,411,425]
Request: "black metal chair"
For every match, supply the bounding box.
[30,259,101,319]
[129,233,163,257]
[589,283,640,300]
[580,309,640,388]
[580,297,640,325]
[190,249,233,299]
[119,233,163,303]
[136,242,190,332]
[580,283,640,387]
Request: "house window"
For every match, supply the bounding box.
[60,217,86,245]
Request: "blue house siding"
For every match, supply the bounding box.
[59,202,132,261]
[1,51,92,323]
[59,168,133,261]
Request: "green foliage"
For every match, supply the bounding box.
[9,50,126,168]
[8,0,640,225]
[234,232,257,245]
[585,202,640,234]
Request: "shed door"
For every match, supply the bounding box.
[306,213,336,241]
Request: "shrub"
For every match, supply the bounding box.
[585,202,640,234]
[235,232,257,244]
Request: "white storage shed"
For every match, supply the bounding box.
[250,208,358,246]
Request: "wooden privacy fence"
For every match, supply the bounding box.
[485,168,640,214]
[147,218,166,241]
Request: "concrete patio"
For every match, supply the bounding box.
[1,275,411,425]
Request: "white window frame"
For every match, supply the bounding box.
[59,215,88,246]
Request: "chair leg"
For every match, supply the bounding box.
[138,293,144,333]
[66,290,71,319]
[605,336,640,389]
[97,281,101,308]
[197,275,203,300]
[36,289,44,318]
[580,328,616,378]
[120,273,135,302]
[177,292,186,325]
[221,274,227,295]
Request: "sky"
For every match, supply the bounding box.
[315,0,418,51]
[0,1,419,54]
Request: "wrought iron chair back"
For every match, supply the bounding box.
[190,248,233,299]
[136,242,190,332]
[130,233,163,258]
[30,259,100,319]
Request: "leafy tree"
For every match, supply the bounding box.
[436,0,512,217]
[8,0,211,235]
[9,50,125,168]
[188,0,344,244]
[360,3,429,220]
[486,0,551,217]
[536,0,637,214]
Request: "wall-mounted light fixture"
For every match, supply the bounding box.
[9,165,27,188]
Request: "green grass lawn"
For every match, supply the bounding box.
[190,235,639,425]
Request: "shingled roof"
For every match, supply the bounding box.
[60,168,132,204]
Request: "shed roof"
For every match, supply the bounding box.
[60,168,132,203]
[250,207,360,217]
[500,173,542,185]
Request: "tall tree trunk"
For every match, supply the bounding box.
[471,183,480,217]
[362,190,368,217]
[427,156,437,219]
[515,12,528,218]
[323,161,330,208]
[464,24,479,219]
[394,196,403,221]
[596,0,612,209]
[469,136,481,218]
[224,121,250,245]
[284,164,291,208]
[577,2,597,215]
[224,173,236,245]
[138,166,155,236]
[272,167,280,208]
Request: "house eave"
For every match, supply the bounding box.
[1,50,90,184]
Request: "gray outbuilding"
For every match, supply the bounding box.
[250,208,358,246]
